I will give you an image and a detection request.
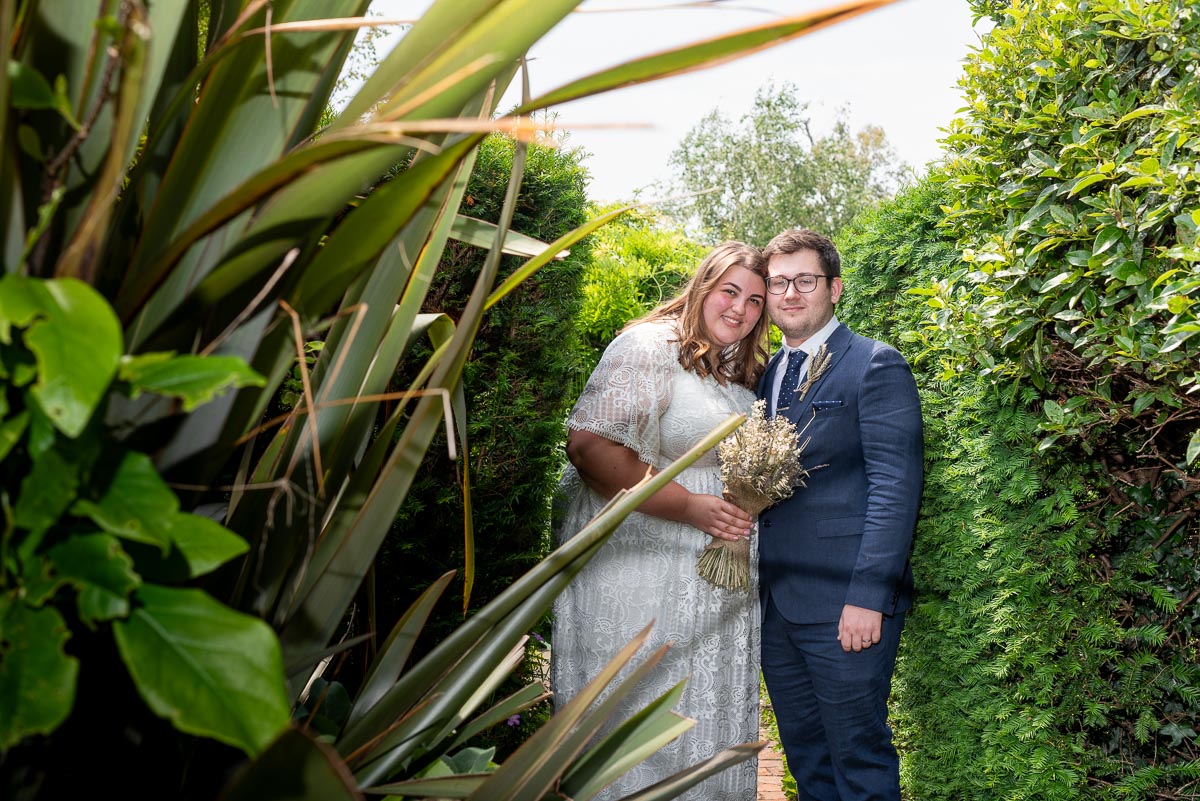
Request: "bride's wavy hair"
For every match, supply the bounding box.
[626,241,769,388]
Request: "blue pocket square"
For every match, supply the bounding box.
[812,399,845,410]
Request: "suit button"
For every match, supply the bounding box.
[761,519,772,529]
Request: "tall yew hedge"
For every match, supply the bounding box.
[836,2,1199,798]
[385,132,590,645]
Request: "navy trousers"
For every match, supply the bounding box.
[761,595,905,801]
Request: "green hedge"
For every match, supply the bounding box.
[383,133,590,675]
[835,2,1200,788]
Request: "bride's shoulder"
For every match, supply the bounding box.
[610,320,679,352]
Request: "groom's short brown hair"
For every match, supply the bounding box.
[763,229,841,278]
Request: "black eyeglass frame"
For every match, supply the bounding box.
[765,273,833,295]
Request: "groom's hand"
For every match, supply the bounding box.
[838,604,882,652]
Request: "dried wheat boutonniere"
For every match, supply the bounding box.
[793,344,832,404]
[697,399,811,592]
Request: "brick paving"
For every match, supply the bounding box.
[758,711,788,801]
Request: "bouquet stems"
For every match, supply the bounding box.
[697,537,753,591]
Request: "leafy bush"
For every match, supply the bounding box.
[933,10,1200,795]
[574,205,702,378]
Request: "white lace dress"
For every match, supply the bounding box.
[550,320,761,801]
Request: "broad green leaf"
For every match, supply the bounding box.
[1067,172,1109,196]
[122,353,266,411]
[1093,226,1124,256]
[18,278,122,437]
[0,599,79,749]
[1118,175,1159,189]
[167,512,249,578]
[71,451,176,551]
[1115,105,1163,126]
[6,61,56,110]
[1131,392,1156,416]
[1039,272,1076,293]
[214,727,360,801]
[1044,399,1065,425]
[14,446,78,538]
[0,410,29,461]
[1187,429,1200,466]
[113,585,290,756]
[32,534,140,623]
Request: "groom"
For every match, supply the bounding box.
[756,228,924,801]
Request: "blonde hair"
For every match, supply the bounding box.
[626,241,769,388]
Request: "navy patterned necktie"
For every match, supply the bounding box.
[775,349,808,416]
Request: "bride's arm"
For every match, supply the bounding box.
[567,429,751,541]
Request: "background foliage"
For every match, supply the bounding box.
[831,0,1200,796]
[663,81,906,245]
[1,0,876,797]
[573,205,702,379]
[381,130,591,752]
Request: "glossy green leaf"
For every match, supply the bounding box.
[71,451,176,551]
[0,410,28,461]
[0,599,79,749]
[114,585,290,756]
[14,447,78,538]
[6,61,56,110]
[40,534,140,623]
[1186,429,1200,465]
[166,512,249,578]
[121,353,265,411]
[0,277,122,437]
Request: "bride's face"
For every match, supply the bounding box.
[700,265,766,348]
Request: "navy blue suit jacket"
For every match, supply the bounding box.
[757,323,923,624]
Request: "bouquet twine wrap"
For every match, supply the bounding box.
[697,398,810,593]
[695,483,772,593]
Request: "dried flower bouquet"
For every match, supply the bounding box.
[698,399,809,591]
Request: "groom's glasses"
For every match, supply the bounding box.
[766,273,831,294]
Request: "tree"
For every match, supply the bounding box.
[664,81,906,244]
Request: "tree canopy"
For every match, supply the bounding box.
[664,81,906,244]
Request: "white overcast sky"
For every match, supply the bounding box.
[364,1,991,202]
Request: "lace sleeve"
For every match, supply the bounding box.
[567,322,677,466]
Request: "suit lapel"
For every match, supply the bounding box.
[786,324,853,425]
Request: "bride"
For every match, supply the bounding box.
[551,241,769,801]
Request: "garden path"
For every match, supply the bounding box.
[757,713,786,801]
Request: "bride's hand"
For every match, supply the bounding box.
[684,493,753,541]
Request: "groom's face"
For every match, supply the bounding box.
[766,249,843,347]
